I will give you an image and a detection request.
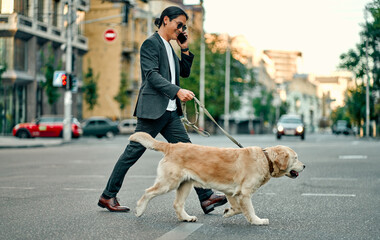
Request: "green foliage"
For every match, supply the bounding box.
[114,71,129,111]
[340,0,380,88]
[339,0,380,131]
[40,45,61,106]
[252,89,276,124]
[0,63,6,86]
[345,84,376,127]
[331,106,351,126]
[181,34,255,121]
[83,63,99,111]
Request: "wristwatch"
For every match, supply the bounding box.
[181,48,189,52]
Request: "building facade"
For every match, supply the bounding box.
[286,74,321,132]
[82,0,202,120]
[263,49,302,84]
[0,0,89,134]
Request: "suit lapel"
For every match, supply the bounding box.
[172,47,180,85]
[154,32,179,86]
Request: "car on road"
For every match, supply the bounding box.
[81,117,119,138]
[118,119,137,134]
[332,120,351,135]
[275,114,305,140]
[12,116,82,138]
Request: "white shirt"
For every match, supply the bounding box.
[160,36,177,111]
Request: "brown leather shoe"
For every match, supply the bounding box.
[98,196,130,212]
[201,194,228,214]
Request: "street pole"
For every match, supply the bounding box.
[199,0,205,130]
[64,0,73,142]
[364,7,370,138]
[224,35,231,131]
[147,1,153,37]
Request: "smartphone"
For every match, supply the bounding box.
[177,32,187,44]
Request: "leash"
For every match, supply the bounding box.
[181,96,244,149]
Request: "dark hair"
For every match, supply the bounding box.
[154,6,189,28]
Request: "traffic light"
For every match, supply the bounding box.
[53,71,77,91]
[68,74,78,92]
[61,73,68,87]
[53,71,68,88]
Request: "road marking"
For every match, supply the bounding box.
[257,192,276,195]
[310,177,358,181]
[63,188,102,191]
[302,193,356,197]
[127,175,156,179]
[339,155,367,159]
[69,175,105,178]
[156,223,203,240]
[0,186,35,190]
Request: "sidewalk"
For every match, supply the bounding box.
[0,136,64,149]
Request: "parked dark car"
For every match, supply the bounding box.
[276,114,305,140]
[12,116,82,138]
[82,117,119,138]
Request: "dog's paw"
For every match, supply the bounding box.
[182,216,198,222]
[223,208,233,218]
[261,218,269,225]
[252,218,269,225]
[135,207,143,217]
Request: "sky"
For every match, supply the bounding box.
[184,0,372,76]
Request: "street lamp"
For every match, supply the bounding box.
[224,35,231,131]
[364,6,371,138]
[199,0,205,130]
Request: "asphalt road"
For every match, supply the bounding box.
[0,133,379,240]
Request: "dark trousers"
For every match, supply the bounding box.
[103,111,213,202]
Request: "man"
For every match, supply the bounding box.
[98,6,227,214]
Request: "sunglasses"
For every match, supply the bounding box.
[173,20,187,31]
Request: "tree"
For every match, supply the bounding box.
[0,63,6,85]
[345,84,375,131]
[83,63,99,111]
[40,45,61,114]
[339,0,380,134]
[340,0,380,89]
[114,71,129,119]
[181,34,255,123]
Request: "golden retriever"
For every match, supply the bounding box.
[130,132,305,225]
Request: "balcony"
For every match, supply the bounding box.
[0,13,88,52]
[122,42,139,55]
[78,0,90,11]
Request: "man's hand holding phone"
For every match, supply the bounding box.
[177,32,188,52]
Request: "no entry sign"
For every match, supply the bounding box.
[104,29,117,42]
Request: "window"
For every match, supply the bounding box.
[37,0,44,22]
[97,120,108,126]
[14,38,28,71]
[87,121,96,126]
[0,38,8,66]
[39,117,55,123]
[14,0,29,16]
[52,0,59,27]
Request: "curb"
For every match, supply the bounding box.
[0,140,66,149]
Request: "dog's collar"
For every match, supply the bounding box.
[262,149,274,175]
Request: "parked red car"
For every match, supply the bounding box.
[12,116,82,138]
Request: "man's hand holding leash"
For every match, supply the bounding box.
[177,89,194,102]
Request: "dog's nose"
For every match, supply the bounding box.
[303,165,306,169]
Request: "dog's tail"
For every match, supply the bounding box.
[129,132,167,152]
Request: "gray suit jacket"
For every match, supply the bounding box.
[133,32,194,119]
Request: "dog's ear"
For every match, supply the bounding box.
[271,146,289,176]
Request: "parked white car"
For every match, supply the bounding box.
[118,119,137,134]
